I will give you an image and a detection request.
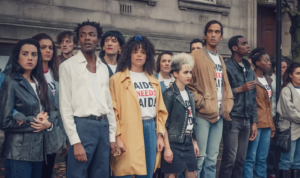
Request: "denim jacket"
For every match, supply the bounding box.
[163,82,196,143]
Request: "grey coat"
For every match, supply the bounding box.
[277,83,300,141]
[44,81,67,154]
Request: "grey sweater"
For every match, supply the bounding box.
[277,83,300,141]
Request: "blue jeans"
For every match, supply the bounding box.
[4,159,43,178]
[194,116,223,178]
[279,137,300,170]
[114,119,157,178]
[67,117,110,178]
[242,128,271,178]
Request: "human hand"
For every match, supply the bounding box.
[157,134,164,152]
[73,142,87,162]
[30,118,51,132]
[116,136,126,153]
[249,123,258,141]
[164,148,173,163]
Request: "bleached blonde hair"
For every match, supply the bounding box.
[171,53,194,73]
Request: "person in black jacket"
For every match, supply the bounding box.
[99,30,125,77]
[219,35,258,178]
[0,38,53,178]
[162,53,199,178]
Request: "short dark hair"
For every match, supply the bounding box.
[156,51,173,73]
[250,47,267,68]
[228,35,243,54]
[190,38,203,52]
[204,20,223,36]
[117,36,156,75]
[56,31,78,46]
[74,20,103,40]
[32,33,59,81]
[100,30,125,49]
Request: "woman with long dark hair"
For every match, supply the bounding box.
[277,62,300,178]
[242,47,275,178]
[109,35,168,178]
[0,38,52,178]
[32,33,67,178]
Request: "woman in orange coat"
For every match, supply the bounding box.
[109,35,168,178]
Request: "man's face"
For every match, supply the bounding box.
[103,36,121,55]
[191,42,203,52]
[204,23,223,47]
[60,36,76,54]
[78,25,100,54]
[234,37,250,56]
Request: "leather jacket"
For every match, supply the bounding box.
[225,58,257,123]
[0,73,65,161]
[163,82,196,143]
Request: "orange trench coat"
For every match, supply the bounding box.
[109,68,168,176]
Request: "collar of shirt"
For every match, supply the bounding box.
[158,72,175,83]
[76,50,102,65]
[207,49,219,56]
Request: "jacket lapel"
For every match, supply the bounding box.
[172,83,188,109]
[48,81,59,109]
[15,74,38,100]
[288,83,300,101]
[121,69,140,109]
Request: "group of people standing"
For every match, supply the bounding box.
[0,19,300,178]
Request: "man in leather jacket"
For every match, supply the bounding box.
[219,35,258,178]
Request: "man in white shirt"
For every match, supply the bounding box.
[99,30,125,77]
[59,20,118,178]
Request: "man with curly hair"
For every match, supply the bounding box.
[59,20,119,178]
[56,31,78,65]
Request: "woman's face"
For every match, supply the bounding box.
[290,67,300,87]
[131,46,146,69]
[39,39,53,63]
[256,54,271,71]
[159,54,172,74]
[18,44,38,72]
[174,64,192,86]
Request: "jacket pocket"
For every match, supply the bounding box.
[200,93,216,115]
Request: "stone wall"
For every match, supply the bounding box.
[0,0,291,57]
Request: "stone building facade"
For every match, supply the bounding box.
[0,0,292,71]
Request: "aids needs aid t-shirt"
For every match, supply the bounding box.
[180,90,194,133]
[209,52,223,120]
[258,76,272,99]
[130,71,157,120]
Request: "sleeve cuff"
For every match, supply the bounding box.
[69,134,81,145]
[109,134,116,142]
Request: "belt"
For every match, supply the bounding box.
[87,115,107,121]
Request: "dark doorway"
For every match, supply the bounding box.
[257,5,277,56]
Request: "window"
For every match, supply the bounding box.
[188,0,216,4]
[0,43,14,73]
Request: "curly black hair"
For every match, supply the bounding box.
[74,20,103,40]
[117,36,156,75]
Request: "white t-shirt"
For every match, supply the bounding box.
[163,78,172,88]
[258,76,272,99]
[180,90,193,132]
[108,64,117,74]
[44,69,55,96]
[130,71,157,120]
[30,82,42,111]
[88,71,102,110]
[209,53,223,119]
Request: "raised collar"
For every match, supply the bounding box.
[76,50,102,64]
[206,47,219,56]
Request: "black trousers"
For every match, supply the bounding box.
[42,153,56,178]
[219,118,251,178]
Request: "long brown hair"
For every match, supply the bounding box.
[32,33,59,81]
[282,62,300,89]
